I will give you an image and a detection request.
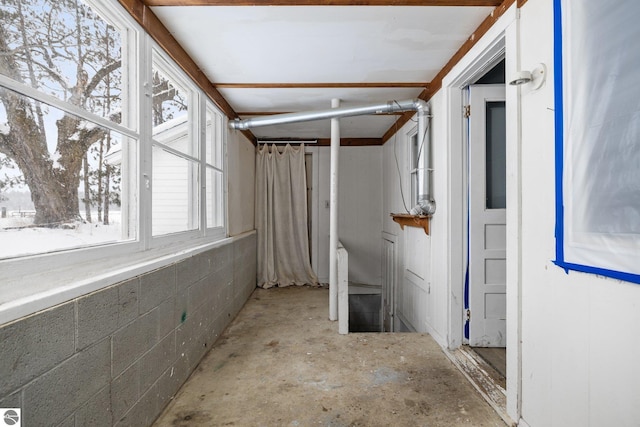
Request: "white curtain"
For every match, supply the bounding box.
[255,144,318,288]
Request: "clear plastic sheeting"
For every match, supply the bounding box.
[556,0,640,282]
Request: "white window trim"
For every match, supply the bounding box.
[407,126,419,209]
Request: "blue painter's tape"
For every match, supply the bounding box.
[554,261,640,285]
[553,0,565,268]
[464,86,471,341]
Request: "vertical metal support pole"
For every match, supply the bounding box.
[329,98,340,321]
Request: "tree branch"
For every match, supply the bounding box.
[84,60,121,98]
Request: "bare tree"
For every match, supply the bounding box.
[0,0,121,226]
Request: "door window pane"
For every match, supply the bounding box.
[485,101,506,209]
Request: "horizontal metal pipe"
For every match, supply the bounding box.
[229,98,428,130]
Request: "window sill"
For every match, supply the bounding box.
[0,230,255,326]
[391,213,430,235]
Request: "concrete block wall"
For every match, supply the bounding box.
[0,232,256,427]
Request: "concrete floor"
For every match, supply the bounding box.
[153,286,506,427]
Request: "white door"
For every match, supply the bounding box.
[468,84,506,347]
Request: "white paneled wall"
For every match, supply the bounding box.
[382,115,447,346]
[517,1,640,426]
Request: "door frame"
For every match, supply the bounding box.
[441,4,522,422]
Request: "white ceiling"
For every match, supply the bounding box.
[150,4,494,141]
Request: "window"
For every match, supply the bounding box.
[0,1,227,272]
[0,0,135,258]
[408,124,430,212]
[205,102,225,230]
[554,0,640,283]
[151,55,199,236]
[409,130,420,209]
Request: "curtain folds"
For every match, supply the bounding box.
[255,144,318,288]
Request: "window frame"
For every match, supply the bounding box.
[150,47,201,241]
[0,0,229,318]
[204,100,227,237]
[407,127,420,210]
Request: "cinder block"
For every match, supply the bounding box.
[0,302,75,397]
[77,286,119,350]
[176,254,210,292]
[156,297,175,341]
[174,289,188,329]
[208,243,233,274]
[188,276,214,313]
[170,351,192,392]
[139,333,176,392]
[23,338,110,426]
[74,385,112,427]
[139,266,176,314]
[111,362,140,421]
[176,313,208,372]
[151,364,181,414]
[216,263,234,290]
[117,278,139,326]
[114,384,157,427]
[112,311,157,377]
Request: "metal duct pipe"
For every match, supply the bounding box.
[411,107,436,216]
[229,98,429,130]
[229,97,436,216]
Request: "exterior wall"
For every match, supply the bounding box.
[312,146,383,286]
[0,232,256,427]
[227,131,256,236]
[518,1,640,426]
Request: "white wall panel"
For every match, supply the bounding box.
[227,130,255,236]
[313,146,383,286]
[518,1,640,426]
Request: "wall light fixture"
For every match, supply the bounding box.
[509,63,547,90]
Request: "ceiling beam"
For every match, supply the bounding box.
[216,82,428,89]
[238,111,405,116]
[143,0,502,6]
[382,0,516,143]
[257,138,383,146]
[317,138,383,146]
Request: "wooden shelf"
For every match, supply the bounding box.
[391,213,430,235]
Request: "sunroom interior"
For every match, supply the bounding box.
[2,0,640,426]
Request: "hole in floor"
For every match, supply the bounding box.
[348,293,381,332]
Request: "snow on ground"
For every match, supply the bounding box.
[0,212,122,259]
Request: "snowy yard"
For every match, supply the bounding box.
[0,212,123,259]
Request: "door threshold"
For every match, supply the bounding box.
[444,346,514,426]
